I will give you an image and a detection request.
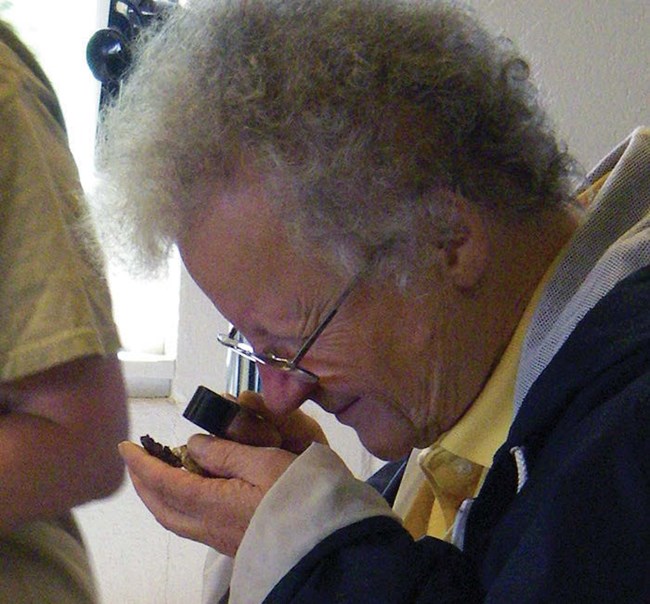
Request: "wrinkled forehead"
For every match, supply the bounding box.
[178,174,339,333]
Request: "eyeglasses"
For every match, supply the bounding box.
[217,270,365,384]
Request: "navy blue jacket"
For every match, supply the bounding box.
[264,266,650,603]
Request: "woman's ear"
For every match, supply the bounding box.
[433,193,491,291]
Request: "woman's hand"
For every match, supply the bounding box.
[119,435,297,556]
[119,390,328,554]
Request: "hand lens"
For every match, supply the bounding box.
[183,386,241,436]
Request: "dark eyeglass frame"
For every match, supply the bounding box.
[216,270,366,384]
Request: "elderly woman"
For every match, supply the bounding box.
[96,0,650,601]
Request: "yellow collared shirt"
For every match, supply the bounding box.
[394,255,556,541]
[394,178,606,541]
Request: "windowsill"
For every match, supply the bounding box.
[118,351,175,398]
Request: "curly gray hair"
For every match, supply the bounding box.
[94,0,583,277]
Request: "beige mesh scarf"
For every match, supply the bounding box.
[514,127,650,415]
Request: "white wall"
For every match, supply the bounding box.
[172,267,230,401]
[466,0,649,169]
[76,2,649,603]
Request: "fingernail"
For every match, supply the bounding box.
[117,441,135,455]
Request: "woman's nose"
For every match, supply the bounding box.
[257,365,317,415]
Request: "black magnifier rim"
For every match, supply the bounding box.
[183,386,241,435]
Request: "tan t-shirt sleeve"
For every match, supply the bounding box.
[0,41,121,382]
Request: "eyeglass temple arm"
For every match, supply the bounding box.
[290,270,365,367]
[226,264,371,368]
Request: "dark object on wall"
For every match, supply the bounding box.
[87,0,177,106]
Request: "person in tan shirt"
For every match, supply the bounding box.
[0,21,128,603]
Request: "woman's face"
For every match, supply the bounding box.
[180,177,477,460]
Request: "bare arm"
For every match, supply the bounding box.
[0,354,129,531]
